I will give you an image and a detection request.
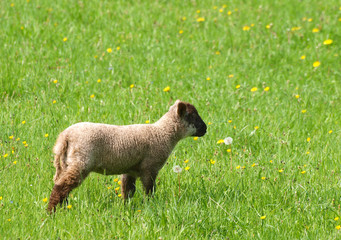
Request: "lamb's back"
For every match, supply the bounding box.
[63,122,155,174]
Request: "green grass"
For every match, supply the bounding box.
[1,0,340,239]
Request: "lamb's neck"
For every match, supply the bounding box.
[154,113,184,145]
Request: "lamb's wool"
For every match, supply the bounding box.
[48,100,206,212]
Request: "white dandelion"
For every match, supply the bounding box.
[224,137,233,145]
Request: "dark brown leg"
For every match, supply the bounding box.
[48,168,87,213]
[140,170,158,195]
[121,174,137,200]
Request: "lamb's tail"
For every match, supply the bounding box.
[53,133,68,182]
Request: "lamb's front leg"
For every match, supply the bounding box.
[140,170,158,195]
[121,174,136,200]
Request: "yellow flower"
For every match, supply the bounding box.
[163,86,170,92]
[217,139,225,144]
[313,61,320,68]
[300,55,306,60]
[97,79,101,83]
[182,16,186,21]
[254,126,259,130]
[53,80,58,84]
[233,126,236,129]
[307,137,311,142]
[260,216,266,220]
[210,159,216,165]
[228,74,234,78]
[219,8,223,13]
[118,181,121,185]
[53,100,56,104]
[114,178,118,182]
[291,27,301,31]
[236,84,241,89]
[4,154,8,158]
[63,37,67,42]
[312,28,319,33]
[196,17,205,22]
[243,26,250,31]
[185,166,190,171]
[306,151,310,154]
[13,161,17,165]
[215,51,221,55]
[208,122,212,125]
[90,94,95,98]
[308,18,312,22]
[107,48,112,53]
[270,160,273,163]
[107,187,111,190]
[118,194,122,197]
[227,149,231,153]
[252,163,256,167]
[196,10,200,13]
[23,141,27,145]
[236,165,240,169]
[222,4,227,8]
[227,11,232,15]
[137,209,141,212]
[301,109,307,113]
[44,134,48,137]
[22,120,26,124]
[193,137,199,141]
[9,135,14,139]
[335,217,339,221]
[67,205,72,209]
[0,196,2,200]
[295,95,300,99]
[206,77,211,81]
[115,187,120,191]
[329,130,333,134]
[10,3,15,7]
[43,198,48,202]
[261,177,266,180]
[278,169,283,173]
[184,159,189,164]
[116,46,120,50]
[8,219,11,222]
[179,30,184,34]
[301,171,306,174]
[264,87,270,91]
[250,23,255,27]
[336,225,341,230]
[323,39,333,45]
[266,24,272,29]
[145,120,150,124]
[251,87,258,92]
[228,120,232,123]
[130,84,134,88]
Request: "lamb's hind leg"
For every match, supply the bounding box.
[48,166,88,213]
[121,174,137,200]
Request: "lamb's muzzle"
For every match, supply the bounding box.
[48,100,206,212]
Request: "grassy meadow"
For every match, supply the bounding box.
[1,0,341,238]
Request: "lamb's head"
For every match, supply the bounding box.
[172,100,207,137]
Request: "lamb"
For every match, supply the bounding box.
[47,100,207,212]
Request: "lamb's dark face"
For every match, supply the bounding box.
[177,101,207,137]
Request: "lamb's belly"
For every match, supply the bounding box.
[91,156,140,176]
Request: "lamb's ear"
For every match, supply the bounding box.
[177,102,187,117]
